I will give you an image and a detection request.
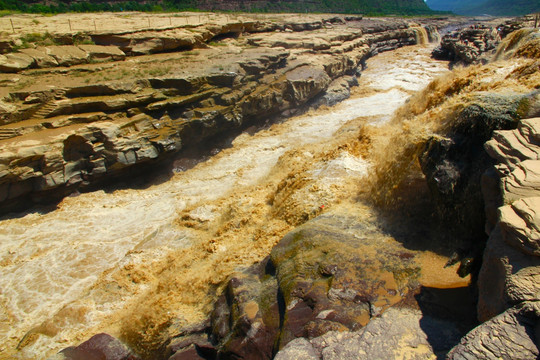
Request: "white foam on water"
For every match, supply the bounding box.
[0,44,450,359]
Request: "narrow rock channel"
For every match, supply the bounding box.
[0,30,476,359]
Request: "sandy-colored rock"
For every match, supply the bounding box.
[78,44,126,62]
[499,197,540,256]
[285,65,331,106]
[0,52,35,72]
[18,48,59,68]
[477,224,540,321]
[447,304,539,360]
[42,45,88,66]
[0,17,434,213]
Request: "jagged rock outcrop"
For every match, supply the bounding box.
[419,93,530,250]
[431,25,501,65]
[276,307,463,360]
[447,302,540,360]
[0,18,436,214]
[446,110,540,357]
[477,116,540,319]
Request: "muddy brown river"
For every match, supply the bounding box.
[0,43,465,359]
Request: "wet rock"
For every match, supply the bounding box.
[163,333,216,360]
[419,93,527,244]
[275,307,463,360]
[447,303,540,360]
[211,210,423,358]
[432,25,500,65]
[49,333,140,360]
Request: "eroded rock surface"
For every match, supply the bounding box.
[48,333,140,360]
[0,17,437,214]
[276,307,463,360]
[207,210,422,359]
[447,112,540,357]
[432,25,500,65]
[419,93,529,246]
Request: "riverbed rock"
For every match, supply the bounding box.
[48,333,140,360]
[431,25,500,65]
[210,209,424,358]
[447,303,540,360]
[275,307,463,360]
[43,45,89,66]
[18,48,59,68]
[0,18,433,213]
[78,44,126,62]
[0,52,35,72]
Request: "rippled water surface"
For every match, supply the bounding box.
[0,44,450,359]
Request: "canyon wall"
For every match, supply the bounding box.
[0,17,434,214]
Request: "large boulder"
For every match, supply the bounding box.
[48,333,140,360]
[210,210,425,359]
[447,302,540,360]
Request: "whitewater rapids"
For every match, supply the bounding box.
[0,44,449,359]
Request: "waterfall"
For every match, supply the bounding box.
[412,26,429,45]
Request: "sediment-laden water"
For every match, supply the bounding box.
[0,44,451,359]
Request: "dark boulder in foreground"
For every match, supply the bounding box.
[48,333,140,360]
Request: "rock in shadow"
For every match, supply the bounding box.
[414,285,478,359]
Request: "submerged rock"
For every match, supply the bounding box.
[276,307,463,360]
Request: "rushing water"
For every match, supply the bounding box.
[0,44,450,359]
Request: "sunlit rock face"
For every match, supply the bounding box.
[0,16,438,214]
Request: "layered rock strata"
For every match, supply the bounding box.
[448,114,540,359]
[0,18,434,214]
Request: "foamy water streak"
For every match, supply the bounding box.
[0,44,448,359]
